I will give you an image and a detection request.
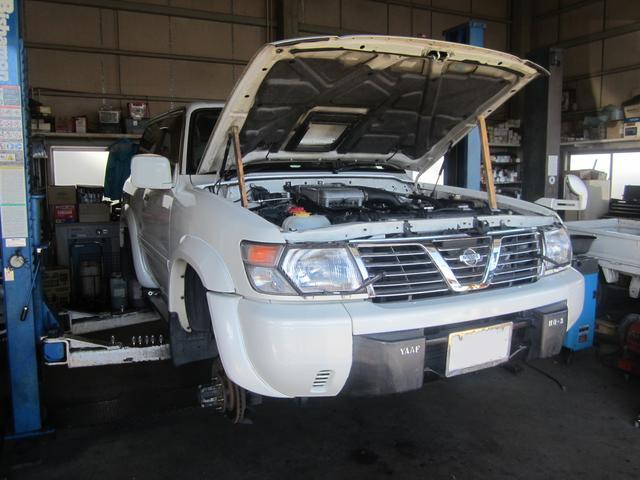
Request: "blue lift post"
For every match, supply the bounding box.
[443,21,486,190]
[0,1,46,438]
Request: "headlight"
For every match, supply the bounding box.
[281,248,362,294]
[241,242,363,296]
[241,243,295,295]
[542,227,572,273]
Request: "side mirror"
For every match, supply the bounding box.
[130,154,172,189]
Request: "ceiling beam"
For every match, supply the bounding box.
[548,20,640,49]
[39,0,275,28]
[369,0,510,24]
[533,0,603,21]
[25,42,247,66]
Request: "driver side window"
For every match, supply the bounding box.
[139,112,185,177]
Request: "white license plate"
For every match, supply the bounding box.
[445,322,513,377]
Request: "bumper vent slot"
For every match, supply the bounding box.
[311,370,333,392]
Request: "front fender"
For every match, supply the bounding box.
[168,235,235,330]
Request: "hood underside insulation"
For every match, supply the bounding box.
[241,52,517,164]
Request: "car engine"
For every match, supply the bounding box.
[247,182,495,230]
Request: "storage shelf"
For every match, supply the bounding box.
[492,161,521,167]
[31,132,141,140]
[489,143,521,148]
[560,137,640,152]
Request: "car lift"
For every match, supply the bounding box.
[443,21,486,190]
[0,3,170,440]
[0,1,49,438]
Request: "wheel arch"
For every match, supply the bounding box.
[168,235,235,331]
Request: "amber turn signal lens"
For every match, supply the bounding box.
[242,243,282,267]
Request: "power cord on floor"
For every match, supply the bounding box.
[522,360,567,391]
[505,344,567,391]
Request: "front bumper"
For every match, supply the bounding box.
[207,267,584,398]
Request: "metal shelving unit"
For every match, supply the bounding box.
[484,143,523,198]
[561,137,640,153]
[31,132,141,140]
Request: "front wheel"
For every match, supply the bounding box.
[185,266,249,423]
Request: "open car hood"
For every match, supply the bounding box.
[197,36,545,175]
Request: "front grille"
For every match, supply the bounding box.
[432,235,491,286]
[358,244,449,299]
[493,231,542,285]
[355,229,542,302]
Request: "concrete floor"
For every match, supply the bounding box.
[4,347,640,480]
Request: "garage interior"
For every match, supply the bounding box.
[2,0,640,478]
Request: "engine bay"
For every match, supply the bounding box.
[244,182,498,230]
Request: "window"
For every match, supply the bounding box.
[156,114,184,170]
[186,108,222,174]
[611,152,640,199]
[569,153,611,179]
[140,112,184,172]
[413,157,445,185]
[139,122,163,154]
[51,146,109,186]
[569,151,640,199]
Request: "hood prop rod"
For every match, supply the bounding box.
[231,126,249,208]
[478,115,498,211]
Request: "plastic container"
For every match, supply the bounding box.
[80,261,101,298]
[110,273,128,311]
[128,278,145,308]
[282,214,331,232]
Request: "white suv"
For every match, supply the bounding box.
[123,36,584,411]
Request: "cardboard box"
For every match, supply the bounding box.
[42,266,71,309]
[623,102,640,119]
[79,203,111,223]
[73,116,87,133]
[624,121,640,139]
[605,120,624,139]
[125,118,148,134]
[77,185,104,204]
[52,204,77,223]
[568,169,607,181]
[47,186,77,205]
[42,266,70,289]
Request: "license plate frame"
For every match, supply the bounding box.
[445,322,513,377]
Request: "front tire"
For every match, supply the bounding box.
[184,266,249,423]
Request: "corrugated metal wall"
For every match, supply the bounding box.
[532,0,640,114]
[24,0,510,127]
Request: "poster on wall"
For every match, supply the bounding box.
[0,85,27,238]
[0,1,28,240]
